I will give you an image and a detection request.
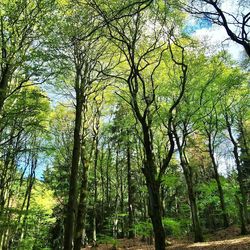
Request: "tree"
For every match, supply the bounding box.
[0,84,51,249]
[0,0,54,112]
[93,2,190,246]
[180,0,250,56]
[45,2,111,248]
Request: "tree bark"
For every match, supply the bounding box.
[182,164,203,242]
[106,145,111,208]
[120,157,124,238]
[74,159,88,250]
[207,136,229,228]
[64,76,83,249]
[235,195,247,235]
[141,124,166,250]
[127,140,134,238]
[93,134,99,247]
[226,115,248,232]
[174,127,203,242]
[0,65,9,112]
[143,169,166,250]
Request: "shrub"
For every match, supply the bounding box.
[134,221,152,237]
[97,234,118,247]
[163,218,182,236]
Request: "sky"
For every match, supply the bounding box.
[192,21,243,61]
[184,0,249,62]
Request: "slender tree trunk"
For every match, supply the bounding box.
[1,186,12,250]
[174,127,203,242]
[113,145,120,239]
[183,166,203,242]
[208,137,229,228]
[120,162,124,238]
[226,116,248,231]
[213,169,229,228]
[235,195,247,235]
[74,160,88,250]
[233,144,248,229]
[21,175,35,241]
[93,135,99,247]
[106,145,111,208]
[0,62,10,113]
[64,77,83,249]
[99,145,105,224]
[127,141,134,238]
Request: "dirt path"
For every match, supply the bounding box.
[168,235,250,249]
[82,235,250,249]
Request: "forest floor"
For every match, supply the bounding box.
[82,226,250,249]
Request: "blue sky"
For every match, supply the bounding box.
[184,17,212,35]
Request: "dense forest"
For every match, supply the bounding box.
[0,0,249,249]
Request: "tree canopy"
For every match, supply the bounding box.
[0,0,249,250]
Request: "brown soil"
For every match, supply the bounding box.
[82,226,250,250]
[167,236,250,249]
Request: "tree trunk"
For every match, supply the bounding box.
[143,171,166,250]
[93,135,99,247]
[0,62,10,113]
[226,117,248,230]
[174,127,203,243]
[120,163,124,238]
[74,161,88,250]
[140,123,166,249]
[233,145,248,231]
[213,169,229,228]
[184,168,203,242]
[64,84,83,250]
[127,141,134,239]
[208,137,229,227]
[149,188,166,249]
[235,195,247,235]
[113,145,120,239]
[99,145,105,224]
[106,145,111,208]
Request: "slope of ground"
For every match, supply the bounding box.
[168,236,250,249]
[82,226,250,249]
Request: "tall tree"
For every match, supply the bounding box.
[93,3,189,247]
[0,0,54,112]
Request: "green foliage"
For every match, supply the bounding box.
[134,221,152,237]
[0,0,249,248]
[198,180,220,208]
[97,234,118,247]
[163,218,182,236]
[17,238,35,250]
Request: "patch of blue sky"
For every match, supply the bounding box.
[183,17,212,35]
